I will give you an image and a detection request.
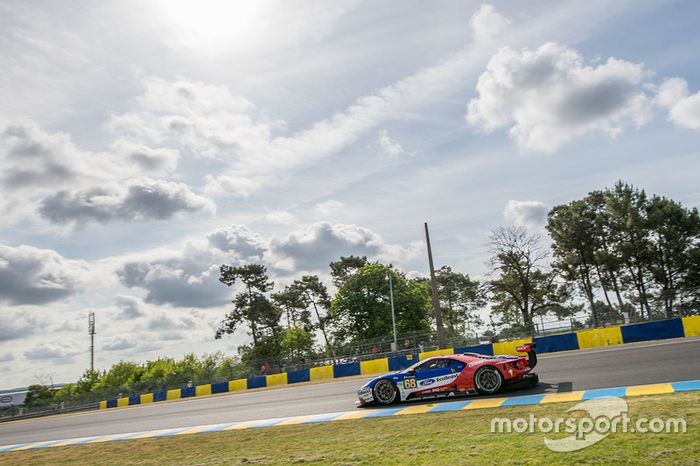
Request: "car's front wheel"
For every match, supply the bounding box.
[474,366,503,395]
[372,379,398,405]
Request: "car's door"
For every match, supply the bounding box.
[412,358,461,393]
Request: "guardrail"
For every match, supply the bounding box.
[97,315,700,411]
[0,402,99,423]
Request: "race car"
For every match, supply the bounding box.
[356,343,538,406]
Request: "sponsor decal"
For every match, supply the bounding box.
[0,395,12,403]
[434,374,458,383]
[419,378,436,387]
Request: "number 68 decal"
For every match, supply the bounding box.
[403,377,417,389]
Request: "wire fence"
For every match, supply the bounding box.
[2,309,690,420]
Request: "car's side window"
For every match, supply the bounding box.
[415,359,452,371]
[449,359,466,372]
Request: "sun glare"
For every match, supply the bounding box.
[158,0,264,49]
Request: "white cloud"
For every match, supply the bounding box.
[147,313,197,331]
[23,340,81,362]
[0,244,90,305]
[0,119,210,226]
[112,140,180,174]
[115,221,419,305]
[101,335,138,352]
[114,295,147,319]
[314,200,344,217]
[0,311,42,341]
[206,225,267,258]
[656,77,700,129]
[377,129,404,158]
[264,210,297,225]
[0,120,85,191]
[470,4,511,43]
[466,42,653,153]
[269,221,418,273]
[0,352,14,362]
[504,200,549,229]
[38,178,214,225]
[117,241,231,308]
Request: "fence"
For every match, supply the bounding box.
[96,315,700,411]
[6,312,698,419]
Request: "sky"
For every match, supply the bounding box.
[1,0,699,389]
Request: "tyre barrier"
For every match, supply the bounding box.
[100,315,700,410]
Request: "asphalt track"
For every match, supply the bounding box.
[2,337,699,446]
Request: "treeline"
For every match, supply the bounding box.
[22,352,245,409]
[213,260,483,366]
[23,181,699,408]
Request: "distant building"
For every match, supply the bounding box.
[0,390,28,408]
[0,384,66,408]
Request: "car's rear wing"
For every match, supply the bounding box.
[516,342,537,369]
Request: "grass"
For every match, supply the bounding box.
[3,392,699,466]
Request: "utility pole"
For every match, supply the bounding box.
[386,272,397,352]
[88,312,96,373]
[424,222,445,349]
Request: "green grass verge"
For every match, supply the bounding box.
[4,392,699,466]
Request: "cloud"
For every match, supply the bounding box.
[115,221,418,306]
[0,120,82,191]
[0,311,41,341]
[38,178,214,225]
[656,77,700,130]
[0,244,89,305]
[117,241,231,308]
[23,341,81,361]
[466,42,652,153]
[470,4,510,43]
[269,222,416,273]
[0,352,14,362]
[0,119,208,226]
[264,210,296,225]
[101,335,139,352]
[147,313,197,331]
[504,200,549,229]
[206,225,267,258]
[314,200,344,217]
[112,140,180,174]
[114,295,146,319]
[376,129,404,158]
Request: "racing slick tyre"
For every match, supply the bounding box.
[372,379,398,405]
[474,366,503,395]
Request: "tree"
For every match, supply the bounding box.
[487,226,560,334]
[330,263,431,343]
[271,286,311,331]
[604,182,655,318]
[217,264,282,344]
[94,361,143,392]
[291,275,333,356]
[24,384,56,407]
[75,369,102,394]
[329,255,368,288]
[646,195,700,317]
[141,358,177,389]
[434,266,485,338]
[281,326,314,360]
[547,200,601,324]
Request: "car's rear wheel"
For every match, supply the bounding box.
[474,366,503,395]
[373,379,398,405]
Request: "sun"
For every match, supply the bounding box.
[158,0,264,50]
